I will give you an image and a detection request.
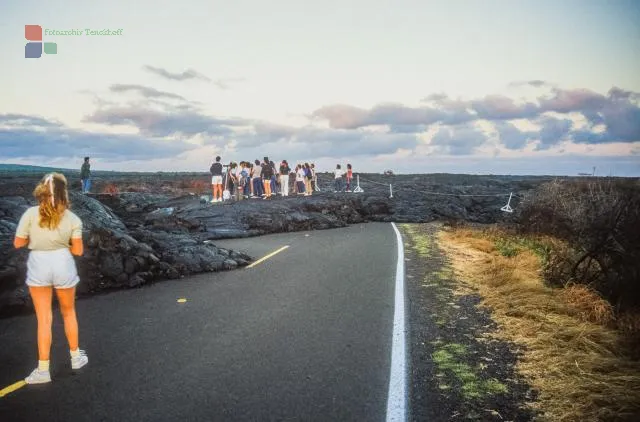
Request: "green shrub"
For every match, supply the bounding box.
[494,238,519,257]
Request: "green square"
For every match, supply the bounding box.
[44,42,57,54]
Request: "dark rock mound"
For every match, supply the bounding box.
[1,171,546,317]
[0,194,251,317]
[123,192,393,239]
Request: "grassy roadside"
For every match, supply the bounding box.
[437,225,640,421]
[401,223,536,421]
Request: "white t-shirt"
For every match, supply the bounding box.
[252,165,262,178]
[15,206,83,251]
[296,168,305,182]
[334,169,343,179]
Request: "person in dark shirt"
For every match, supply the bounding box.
[304,163,313,196]
[80,157,91,194]
[209,156,223,203]
[261,157,273,199]
[269,161,278,196]
[279,160,291,196]
[226,162,237,199]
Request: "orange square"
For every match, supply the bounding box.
[25,25,42,41]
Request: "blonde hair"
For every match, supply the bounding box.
[33,172,70,230]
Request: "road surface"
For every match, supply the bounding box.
[0,223,402,421]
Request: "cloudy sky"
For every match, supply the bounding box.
[1,0,639,175]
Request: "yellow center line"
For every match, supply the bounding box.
[0,380,26,398]
[246,245,290,269]
[1,246,291,396]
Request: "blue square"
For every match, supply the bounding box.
[25,42,42,58]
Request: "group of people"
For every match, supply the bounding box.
[78,155,357,202]
[9,157,358,385]
[209,156,355,203]
[6,152,362,388]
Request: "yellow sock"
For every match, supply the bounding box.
[38,360,50,371]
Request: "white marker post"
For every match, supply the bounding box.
[353,175,364,193]
[390,184,393,198]
[500,192,513,213]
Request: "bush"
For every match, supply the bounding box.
[560,284,615,326]
[102,183,120,195]
[517,178,640,310]
[177,179,208,194]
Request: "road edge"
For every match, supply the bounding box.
[386,222,408,422]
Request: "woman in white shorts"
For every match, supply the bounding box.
[13,173,89,384]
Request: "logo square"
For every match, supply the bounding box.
[25,42,42,58]
[44,42,57,54]
[25,25,42,41]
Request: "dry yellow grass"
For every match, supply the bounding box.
[561,284,615,326]
[438,226,640,422]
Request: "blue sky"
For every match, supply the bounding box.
[1,0,639,175]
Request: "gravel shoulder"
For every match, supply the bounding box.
[401,223,537,421]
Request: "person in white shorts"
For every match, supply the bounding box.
[209,156,224,202]
[13,173,89,384]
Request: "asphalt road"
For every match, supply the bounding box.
[0,222,399,422]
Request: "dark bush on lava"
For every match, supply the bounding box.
[517,178,640,310]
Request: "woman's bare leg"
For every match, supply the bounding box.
[29,286,53,361]
[55,287,79,351]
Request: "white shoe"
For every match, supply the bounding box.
[25,368,51,384]
[71,350,89,370]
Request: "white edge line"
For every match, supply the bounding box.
[386,222,407,422]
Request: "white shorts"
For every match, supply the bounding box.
[211,175,223,185]
[26,248,80,289]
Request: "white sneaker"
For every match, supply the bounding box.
[25,368,51,384]
[71,350,89,370]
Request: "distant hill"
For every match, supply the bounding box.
[0,164,76,173]
[0,163,206,176]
